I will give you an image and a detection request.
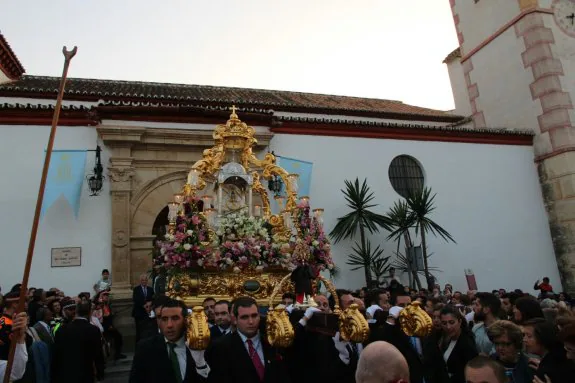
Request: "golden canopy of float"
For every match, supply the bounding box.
[157,107,431,349]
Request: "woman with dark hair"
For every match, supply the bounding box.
[522,318,575,382]
[513,297,544,325]
[434,305,478,383]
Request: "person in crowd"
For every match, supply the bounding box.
[0,312,28,382]
[533,277,553,294]
[132,274,154,343]
[210,300,232,341]
[355,341,409,383]
[314,294,331,313]
[486,320,532,383]
[281,293,295,307]
[47,300,63,330]
[437,305,478,383]
[202,297,216,327]
[0,291,20,360]
[97,290,126,360]
[208,296,290,383]
[27,289,46,326]
[472,292,500,355]
[522,318,575,382]
[501,292,519,320]
[512,296,544,325]
[559,322,575,361]
[465,355,508,383]
[93,268,112,294]
[32,307,54,346]
[130,298,210,382]
[52,301,105,382]
[51,297,77,336]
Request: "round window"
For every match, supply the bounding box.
[388,155,424,198]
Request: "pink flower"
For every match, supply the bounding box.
[191,215,201,225]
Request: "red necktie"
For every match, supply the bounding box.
[246,339,265,382]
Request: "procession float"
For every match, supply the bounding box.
[154,107,431,349]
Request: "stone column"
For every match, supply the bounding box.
[109,159,135,299]
[538,153,575,294]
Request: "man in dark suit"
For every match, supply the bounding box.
[52,302,105,383]
[32,307,54,346]
[133,273,155,342]
[209,300,232,341]
[208,296,290,383]
[130,298,209,383]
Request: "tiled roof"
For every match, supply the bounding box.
[442,47,461,64]
[0,32,25,79]
[274,115,534,136]
[0,102,90,111]
[0,75,462,122]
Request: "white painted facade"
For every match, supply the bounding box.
[0,125,111,295]
[445,59,472,117]
[0,116,561,295]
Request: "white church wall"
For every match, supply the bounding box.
[0,125,111,295]
[456,1,520,54]
[446,59,472,117]
[469,27,541,131]
[270,133,561,293]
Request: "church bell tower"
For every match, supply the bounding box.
[445,0,575,292]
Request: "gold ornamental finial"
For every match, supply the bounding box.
[230,105,239,119]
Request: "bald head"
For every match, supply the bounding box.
[355,341,409,383]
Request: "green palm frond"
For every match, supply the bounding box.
[385,200,416,242]
[330,178,392,243]
[346,241,385,271]
[406,187,456,243]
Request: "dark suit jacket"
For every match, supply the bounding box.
[442,334,478,383]
[130,334,205,383]
[368,322,424,383]
[209,326,231,342]
[132,285,154,320]
[289,323,354,383]
[208,331,290,383]
[52,318,105,383]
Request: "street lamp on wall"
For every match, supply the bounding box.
[86,145,105,196]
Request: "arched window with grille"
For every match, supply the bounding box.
[388,155,424,198]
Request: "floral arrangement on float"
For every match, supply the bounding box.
[153,196,335,275]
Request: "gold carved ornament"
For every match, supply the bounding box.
[398,301,433,338]
[266,273,296,348]
[318,276,370,343]
[186,306,211,350]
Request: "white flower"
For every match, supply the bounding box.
[164,234,171,240]
[174,242,180,248]
[255,265,264,272]
[183,244,192,251]
[187,230,193,235]
[233,266,241,273]
[226,258,233,265]
[312,240,319,246]
[197,259,204,266]
[328,264,334,270]
[160,247,166,255]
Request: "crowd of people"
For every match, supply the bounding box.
[0,269,125,382]
[1,271,575,383]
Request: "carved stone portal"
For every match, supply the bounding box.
[98,124,272,297]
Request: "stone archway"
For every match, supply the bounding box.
[129,171,187,285]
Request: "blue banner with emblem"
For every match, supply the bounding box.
[41,150,87,219]
[276,156,313,197]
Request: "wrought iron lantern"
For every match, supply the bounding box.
[86,145,105,196]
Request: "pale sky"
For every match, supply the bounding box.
[3,0,458,111]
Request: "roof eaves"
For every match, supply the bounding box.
[442,47,462,64]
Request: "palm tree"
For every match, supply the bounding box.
[386,200,420,288]
[330,178,392,286]
[405,187,455,287]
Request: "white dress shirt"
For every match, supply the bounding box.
[237,331,264,365]
[165,336,210,379]
[0,343,28,381]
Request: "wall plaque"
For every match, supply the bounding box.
[51,247,82,267]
